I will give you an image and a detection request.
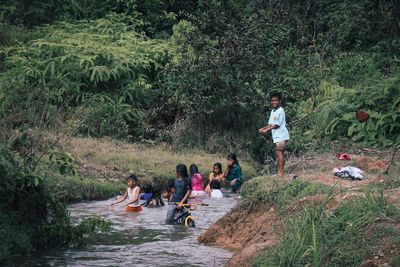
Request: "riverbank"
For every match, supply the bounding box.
[0,131,259,263]
[199,150,400,266]
[49,136,259,203]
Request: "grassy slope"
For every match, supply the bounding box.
[49,136,258,203]
[67,137,258,180]
[198,149,400,267]
[249,155,400,266]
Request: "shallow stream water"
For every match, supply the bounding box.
[17,192,236,267]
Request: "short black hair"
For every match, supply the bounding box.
[127,174,138,183]
[270,91,282,100]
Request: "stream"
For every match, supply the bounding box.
[17,191,237,267]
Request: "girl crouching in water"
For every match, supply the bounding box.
[205,163,224,198]
[111,174,142,212]
[189,164,205,197]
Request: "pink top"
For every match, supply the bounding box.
[191,173,204,191]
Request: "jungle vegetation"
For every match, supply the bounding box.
[0,0,399,262]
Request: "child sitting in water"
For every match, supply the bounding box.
[205,163,224,198]
[140,179,165,207]
[111,174,142,212]
[189,164,205,197]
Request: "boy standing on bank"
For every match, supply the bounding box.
[258,92,290,177]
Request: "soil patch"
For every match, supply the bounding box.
[198,205,280,266]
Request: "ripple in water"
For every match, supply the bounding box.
[17,191,237,267]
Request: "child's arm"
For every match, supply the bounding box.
[205,173,213,193]
[223,165,231,179]
[111,190,128,206]
[179,190,192,206]
[216,173,224,180]
[259,124,278,134]
[123,187,140,207]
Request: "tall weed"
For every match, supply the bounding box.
[254,191,400,266]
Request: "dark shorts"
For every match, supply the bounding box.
[275,140,288,151]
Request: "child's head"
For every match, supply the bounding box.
[176,163,189,178]
[127,174,138,187]
[270,91,282,109]
[189,164,199,176]
[213,162,222,174]
[227,153,238,165]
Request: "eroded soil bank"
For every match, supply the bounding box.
[199,152,400,266]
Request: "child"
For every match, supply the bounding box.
[189,164,205,197]
[140,181,154,203]
[258,92,290,177]
[165,164,192,224]
[224,154,244,193]
[111,174,142,212]
[140,179,165,207]
[205,162,224,197]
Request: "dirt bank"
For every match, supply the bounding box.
[199,152,399,266]
[198,204,281,266]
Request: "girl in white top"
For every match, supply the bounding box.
[111,175,142,212]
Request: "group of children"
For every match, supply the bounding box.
[111,91,290,225]
[110,153,244,225]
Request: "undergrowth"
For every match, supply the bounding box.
[253,191,400,267]
[239,176,334,211]
[45,173,124,203]
[0,133,112,263]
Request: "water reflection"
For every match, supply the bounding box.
[17,191,236,267]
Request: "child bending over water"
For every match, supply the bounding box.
[111,174,142,212]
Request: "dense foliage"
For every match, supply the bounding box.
[0,0,399,261]
[1,0,399,153]
[0,131,110,263]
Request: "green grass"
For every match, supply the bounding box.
[45,174,124,203]
[67,137,259,180]
[253,190,400,267]
[239,176,334,211]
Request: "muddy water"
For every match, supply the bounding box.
[18,192,237,267]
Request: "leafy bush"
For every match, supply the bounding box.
[310,76,400,147]
[0,134,111,262]
[0,13,176,138]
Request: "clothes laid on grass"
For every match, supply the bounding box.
[268,106,290,143]
[333,166,363,180]
[336,153,352,160]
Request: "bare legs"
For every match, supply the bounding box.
[275,149,284,177]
